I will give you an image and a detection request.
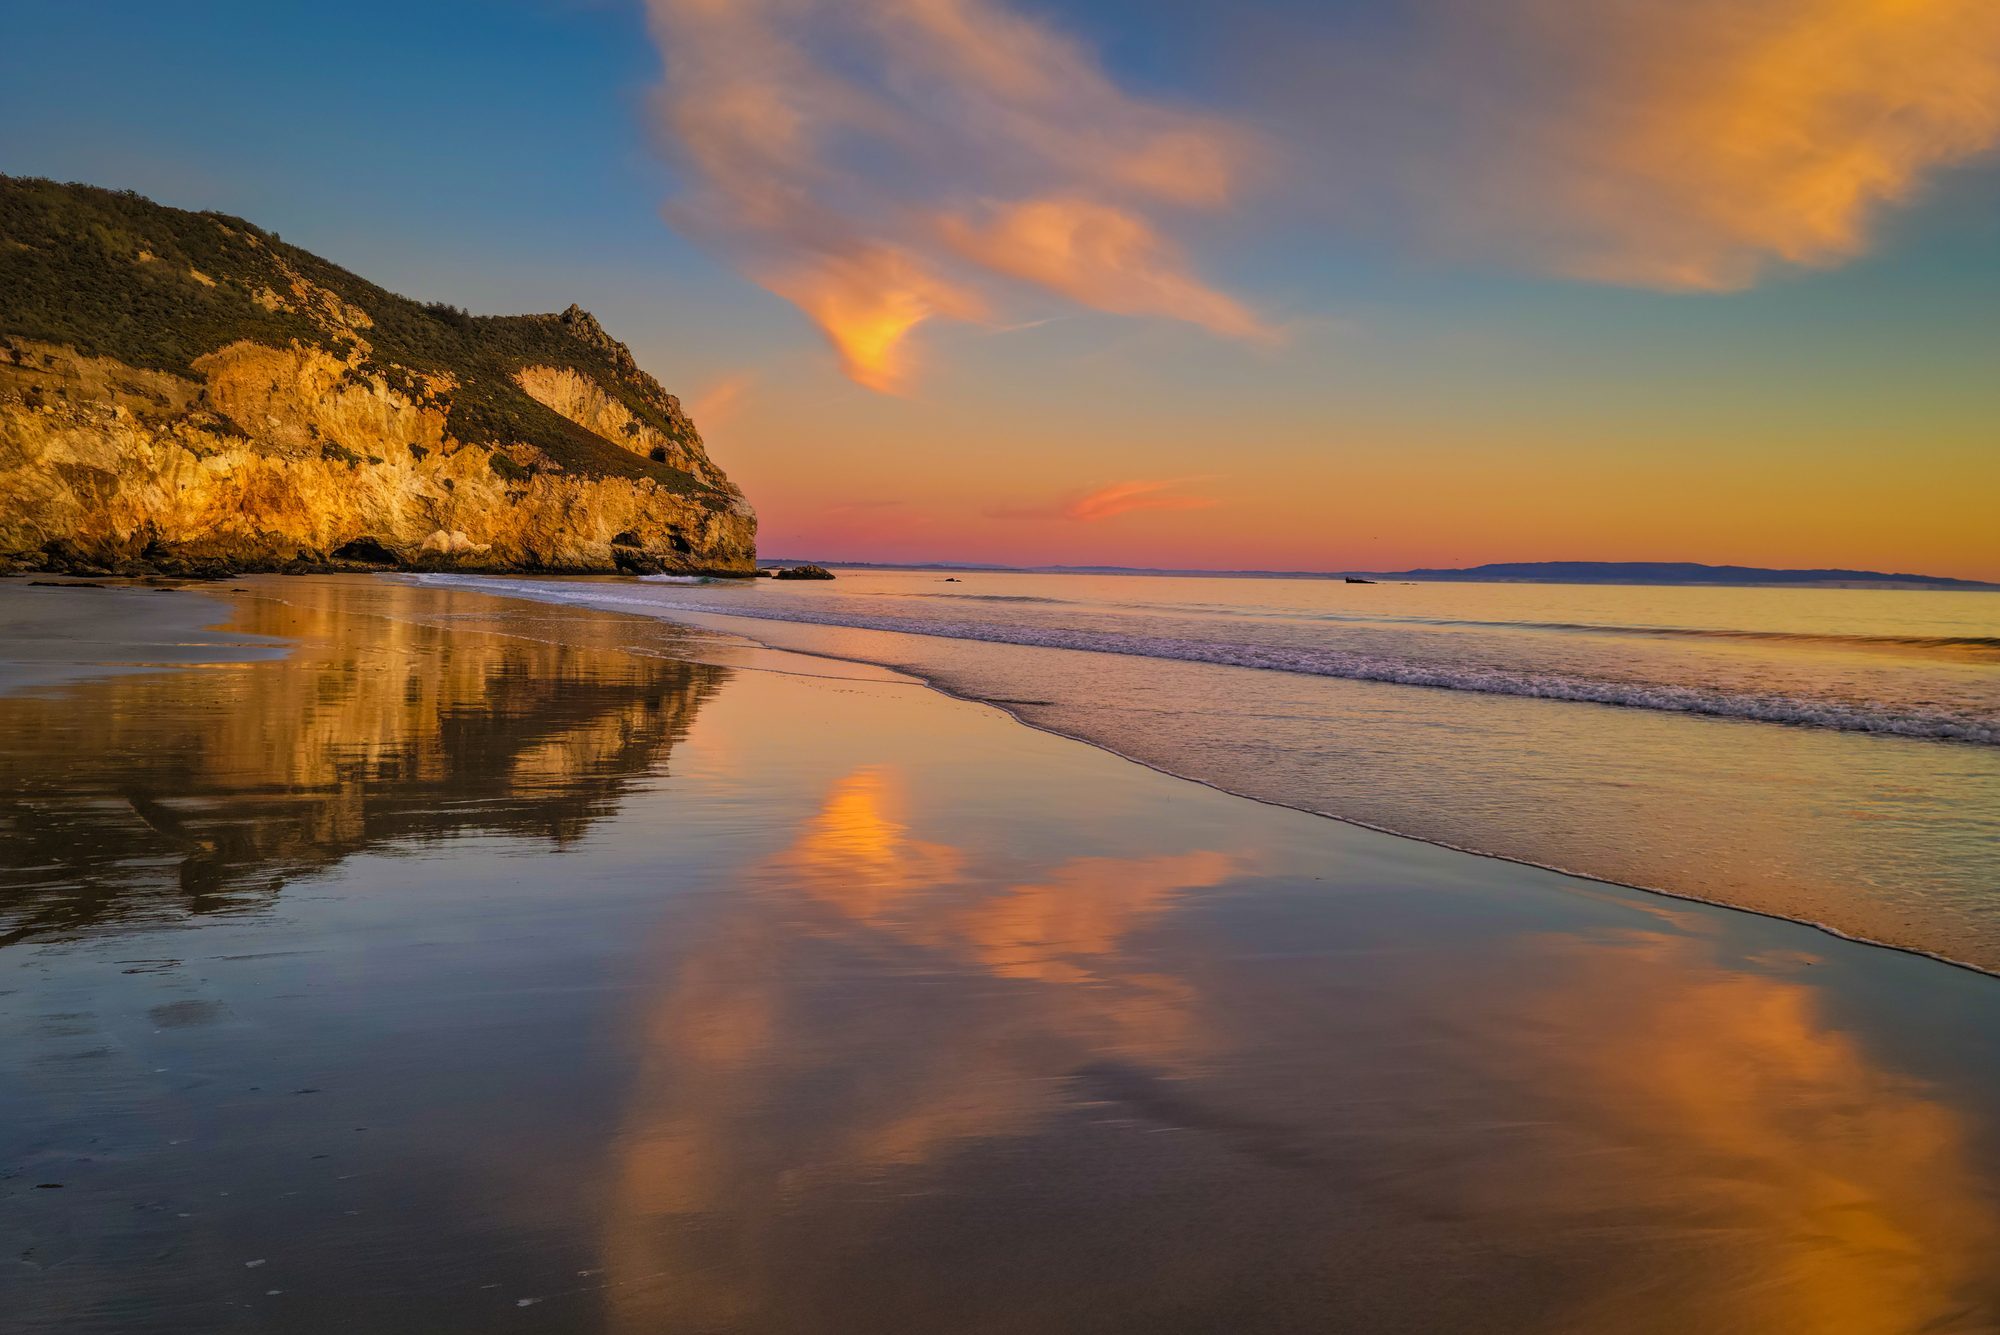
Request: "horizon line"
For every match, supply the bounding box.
[754,558,2000,589]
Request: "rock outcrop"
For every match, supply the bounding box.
[0,177,754,575]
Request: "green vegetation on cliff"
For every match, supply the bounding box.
[0,175,714,493]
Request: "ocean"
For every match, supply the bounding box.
[416,569,2000,971]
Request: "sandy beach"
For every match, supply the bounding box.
[4,574,1999,1334]
[0,581,290,698]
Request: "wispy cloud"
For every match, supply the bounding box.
[689,371,754,430]
[643,0,1267,391]
[1286,0,2000,290]
[646,0,2000,388]
[940,197,1274,342]
[1067,478,1219,521]
[1485,0,2000,290]
[988,478,1220,523]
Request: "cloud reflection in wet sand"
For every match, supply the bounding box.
[1499,931,2000,1334]
[600,763,2000,1333]
[603,764,1242,1331]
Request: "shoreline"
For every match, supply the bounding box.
[417,574,2000,746]
[0,578,289,697]
[9,572,1992,984]
[407,574,2000,984]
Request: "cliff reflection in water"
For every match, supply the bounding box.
[0,578,724,945]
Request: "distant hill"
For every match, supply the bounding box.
[762,559,1996,590]
[1373,562,1996,589]
[1,176,753,575]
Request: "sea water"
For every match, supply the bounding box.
[420,570,2000,970]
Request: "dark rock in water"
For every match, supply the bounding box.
[1344,577,1376,584]
[754,568,775,578]
[772,564,834,581]
[943,577,961,582]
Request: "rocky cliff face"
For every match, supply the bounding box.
[0,177,754,575]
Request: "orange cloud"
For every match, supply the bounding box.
[865,0,1246,208]
[645,0,2000,399]
[988,477,1220,523]
[689,370,753,430]
[761,246,986,393]
[644,0,1265,391]
[940,197,1275,341]
[1068,479,1219,522]
[1434,0,2000,288]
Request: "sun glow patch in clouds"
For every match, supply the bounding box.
[762,246,987,394]
[644,0,1266,392]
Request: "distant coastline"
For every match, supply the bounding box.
[756,558,1999,591]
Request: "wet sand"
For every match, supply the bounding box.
[4,576,1999,1334]
[0,578,288,697]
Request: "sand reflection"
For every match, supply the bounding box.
[1498,932,2000,1333]
[602,764,1241,1330]
[600,766,2000,1331]
[767,766,969,925]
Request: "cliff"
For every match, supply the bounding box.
[0,177,754,575]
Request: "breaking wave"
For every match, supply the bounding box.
[413,575,1999,746]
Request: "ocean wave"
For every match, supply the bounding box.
[1176,606,2000,656]
[1407,618,2000,655]
[909,592,1075,605]
[889,591,2000,659]
[409,576,2000,746]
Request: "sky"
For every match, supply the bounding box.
[4,0,1998,579]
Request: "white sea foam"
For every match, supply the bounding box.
[410,574,1999,746]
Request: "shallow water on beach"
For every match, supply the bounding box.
[422,570,2000,971]
[4,576,2000,1333]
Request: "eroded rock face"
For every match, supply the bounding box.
[0,340,756,576]
[515,364,725,487]
[1,177,756,576]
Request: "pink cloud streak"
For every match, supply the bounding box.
[986,478,1220,522]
